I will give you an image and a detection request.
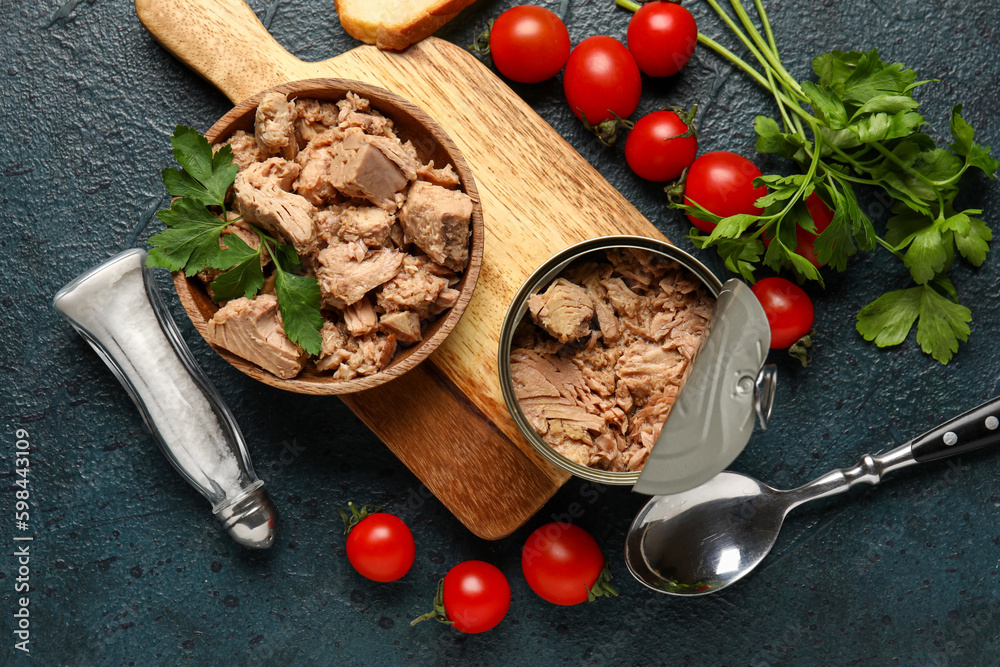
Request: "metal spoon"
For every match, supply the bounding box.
[625,395,1000,595]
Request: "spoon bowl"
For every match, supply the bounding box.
[625,472,789,595]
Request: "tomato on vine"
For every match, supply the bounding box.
[683,151,767,233]
[340,502,415,583]
[521,523,617,606]
[625,108,698,182]
[563,35,642,140]
[751,277,815,351]
[411,561,511,634]
[626,0,698,77]
[490,5,571,84]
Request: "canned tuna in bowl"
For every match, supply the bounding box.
[497,235,726,486]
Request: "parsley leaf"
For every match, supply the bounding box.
[802,81,848,128]
[209,234,265,301]
[901,224,946,285]
[953,213,992,266]
[162,126,239,207]
[273,269,323,356]
[856,281,971,364]
[706,213,760,244]
[147,199,232,275]
[949,104,999,178]
[838,50,919,103]
[689,231,764,283]
[754,116,805,159]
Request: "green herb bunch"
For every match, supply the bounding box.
[145,126,323,355]
[673,0,997,363]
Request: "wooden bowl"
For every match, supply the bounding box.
[173,79,484,395]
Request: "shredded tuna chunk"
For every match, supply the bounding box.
[379,310,422,343]
[314,206,343,248]
[337,92,398,139]
[430,286,460,316]
[572,263,619,342]
[337,206,394,247]
[316,243,405,308]
[510,251,714,473]
[316,320,397,380]
[255,92,298,161]
[399,180,473,271]
[218,130,263,170]
[293,129,346,206]
[376,255,448,318]
[416,161,461,189]
[328,131,409,211]
[528,278,594,344]
[344,295,379,336]
[377,139,421,180]
[294,98,340,146]
[234,158,316,255]
[207,295,308,379]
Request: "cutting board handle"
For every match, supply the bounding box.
[135,0,313,104]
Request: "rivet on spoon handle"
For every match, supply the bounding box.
[909,396,1000,463]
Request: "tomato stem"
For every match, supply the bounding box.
[410,579,454,627]
[615,0,643,11]
[585,565,620,602]
[339,501,379,535]
[466,19,494,64]
[787,329,815,367]
[580,110,634,147]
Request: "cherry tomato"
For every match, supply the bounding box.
[624,110,698,182]
[490,6,571,84]
[345,512,415,582]
[442,561,511,633]
[799,193,835,266]
[563,36,642,125]
[627,1,698,77]
[751,277,815,349]
[763,193,834,267]
[683,151,767,233]
[522,523,611,606]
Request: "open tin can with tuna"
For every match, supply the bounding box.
[498,235,778,495]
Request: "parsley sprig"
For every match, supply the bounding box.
[621,0,998,364]
[145,126,323,355]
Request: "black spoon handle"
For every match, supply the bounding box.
[910,396,1000,463]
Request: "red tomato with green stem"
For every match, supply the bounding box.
[763,193,835,267]
[412,561,511,633]
[522,523,617,605]
[626,1,699,77]
[563,36,642,125]
[751,276,815,349]
[683,151,768,233]
[624,109,698,182]
[490,5,571,84]
[342,504,415,583]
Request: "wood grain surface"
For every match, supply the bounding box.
[135,0,667,539]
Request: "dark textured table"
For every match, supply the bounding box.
[3,0,1000,664]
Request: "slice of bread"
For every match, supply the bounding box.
[335,0,480,50]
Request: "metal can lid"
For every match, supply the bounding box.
[633,278,775,496]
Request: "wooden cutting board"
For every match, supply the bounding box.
[135,0,667,539]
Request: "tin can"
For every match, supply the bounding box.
[497,235,727,486]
